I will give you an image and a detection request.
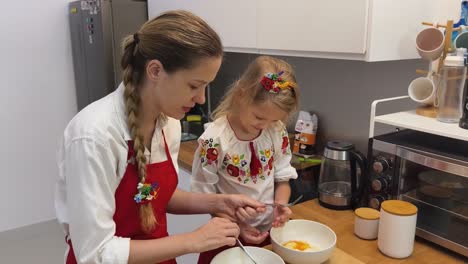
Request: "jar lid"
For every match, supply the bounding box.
[326,141,354,151]
[355,207,380,220]
[381,200,418,216]
[444,54,465,67]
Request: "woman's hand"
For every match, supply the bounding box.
[272,205,292,228]
[188,217,240,253]
[217,194,266,223]
[239,222,269,245]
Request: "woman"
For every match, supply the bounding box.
[55,10,264,264]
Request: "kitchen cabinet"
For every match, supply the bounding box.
[257,0,460,61]
[148,0,460,61]
[147,0,256,50]
[366,0,459,61]
[256,0,368,56]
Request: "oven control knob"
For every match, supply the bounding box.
[371,177,389,192]
[369,195,386,209]
[372,158,390,173]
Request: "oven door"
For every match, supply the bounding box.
[395,146,468,257]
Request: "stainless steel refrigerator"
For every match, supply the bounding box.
[69,0,147,111]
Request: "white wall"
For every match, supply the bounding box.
[0,0,77,232]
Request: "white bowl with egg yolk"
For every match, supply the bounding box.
[270,219,336,264]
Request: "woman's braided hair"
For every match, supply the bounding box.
[120,10,222,233]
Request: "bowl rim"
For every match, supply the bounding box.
[270,219,337,254]
[211,246,285,264]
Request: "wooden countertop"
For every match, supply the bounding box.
[178,139,321,172]
[289,199,466,264]
[178,140,199,172]
[179,142,465,263]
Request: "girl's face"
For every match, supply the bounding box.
[149,56,222,120]
[238,100,288,135]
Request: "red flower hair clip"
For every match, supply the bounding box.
[261,71,297,93]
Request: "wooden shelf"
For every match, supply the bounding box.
[374,110,468,141]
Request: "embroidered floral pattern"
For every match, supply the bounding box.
[232,155,240,165]
[226,164,240,177]
[222,153,248,178]
[221,145,275,184]
[281,130,291,155]
[134,182,159,204]
[259,146,275,178]
[199,138,219,166]
[265,149,271,158]
[268,156,274,170]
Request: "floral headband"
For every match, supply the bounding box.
[261,71,297,93]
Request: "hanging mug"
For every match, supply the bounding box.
[416,25,445,61]
[408,59,440,106]
[455,25,468,49]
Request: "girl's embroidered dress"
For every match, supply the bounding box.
[191,116,297,231]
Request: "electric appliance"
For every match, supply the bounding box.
[69,0,147,110]
[367,129,468,257]
[318,141,367,210]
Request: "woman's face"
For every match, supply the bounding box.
[150,56,222,120]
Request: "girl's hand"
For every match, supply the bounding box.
[239,222,269,245]
[189,217,240,253]
[217,194,266,222]
[272,205,292,228]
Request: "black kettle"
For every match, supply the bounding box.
[318,141,367,210]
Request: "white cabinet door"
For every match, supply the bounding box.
[148,0,460,61]
[257,0,369,54]
[167,168,210,264]
[148,0,257,50]
[366,0,460,61]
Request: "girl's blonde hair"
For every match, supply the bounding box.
[121,10,223,233]
[212,56,299,122]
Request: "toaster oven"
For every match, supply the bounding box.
[367,129,468,257]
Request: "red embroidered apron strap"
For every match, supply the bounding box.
[66,131,178,264]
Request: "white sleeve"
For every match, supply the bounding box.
[166,119,181,174]
[191,137,220,193]
[273,127,298,182]
[64,138,129,264]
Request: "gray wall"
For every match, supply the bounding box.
[210,52,425,153]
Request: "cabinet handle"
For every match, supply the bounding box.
[396,147,468,178]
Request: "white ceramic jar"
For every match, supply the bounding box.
[378,200,418,258]
[354,207,380,240]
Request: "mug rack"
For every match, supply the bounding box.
[414,20,467,117]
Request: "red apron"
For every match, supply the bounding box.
[66,132,178,264]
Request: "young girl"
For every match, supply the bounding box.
[191,56,300,263]
[55,11,264,264]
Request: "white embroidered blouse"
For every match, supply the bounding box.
[55,83,181,264]
[191,116,298,230]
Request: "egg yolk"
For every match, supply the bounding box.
[282,240,312,251]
